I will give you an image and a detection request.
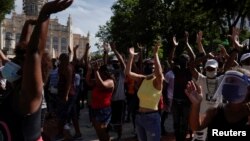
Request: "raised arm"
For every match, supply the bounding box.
[85,44,95,87]
[18,19,37,46]
[196,31,206,56]
[224,27,241,72]
[84,43,90,69]
[94,63,114,91]
[21,0,73,114]
[185,31,196,62]
[78,43,89,67]
[0,50,10,64]
[153,42,163,90]
[110,42,126,70]
[125,47,145,81]
[103,42,109,65]
[72,45,79,65]
[185,81,217,131]
[137,43,144,73]
[168,36,178,67]
[189,31,206,80]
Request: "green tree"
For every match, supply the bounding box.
[96,21,112,43]
[110,0,139,52]
[96,0,250,60]
[0,0,15,22]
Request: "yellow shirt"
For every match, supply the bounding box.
[137,77,162,110]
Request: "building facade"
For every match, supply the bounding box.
[0,0,89,58]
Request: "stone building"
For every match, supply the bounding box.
[0,0,89,58]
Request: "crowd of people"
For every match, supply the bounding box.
[0,0,250,141]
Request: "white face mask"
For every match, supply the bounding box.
[1,61,21,83]
[206,70,217,78]
[242,65,250,71]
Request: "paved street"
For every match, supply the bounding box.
[66,107,176,141]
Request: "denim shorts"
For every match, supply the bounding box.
[135,112,161,141]
[90,107,112,126]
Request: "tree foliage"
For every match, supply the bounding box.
[96,0,250,60]
[0,0,15,22]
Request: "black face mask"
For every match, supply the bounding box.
[112,64,119,70]
[179,61,187,69]
[144,65,153,75]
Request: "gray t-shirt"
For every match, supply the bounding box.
[112,70,126,101]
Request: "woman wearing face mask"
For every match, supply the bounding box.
[125,42,163,141]
[186,68,250,141]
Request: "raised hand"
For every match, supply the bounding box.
[93,60,101,71]
[185,81,202,105]
[74,45,79,51]
[110,42,116,51]
[129,47,138,56]
[185,31,189,44]
[153,41,161,54]
[103,42,110,53]
[40,0,74,16]
[68,45,72,54]
[219,45,228,57]
[228,27,243,49]
[137,43,144,50]
[196,31,203,43]
[85,43,90,50]
[173,36,179,47]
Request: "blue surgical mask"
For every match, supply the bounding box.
[1,62,21,83]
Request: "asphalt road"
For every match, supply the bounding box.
[66,107,176,141]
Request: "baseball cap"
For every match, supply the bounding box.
[111,56,118,61]
[240,53,250,62]
[205,59,218,68]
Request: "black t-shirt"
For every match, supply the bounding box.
[173,67,192,103]
[0,90,41,141]
[207,105,250,140]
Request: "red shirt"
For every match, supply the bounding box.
[91,87,112,109]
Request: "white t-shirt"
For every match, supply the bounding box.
[195,73,224,114]
[112,70,126,101]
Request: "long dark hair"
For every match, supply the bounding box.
[99,64,116,86]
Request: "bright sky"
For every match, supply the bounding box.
[9,0,115,52]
